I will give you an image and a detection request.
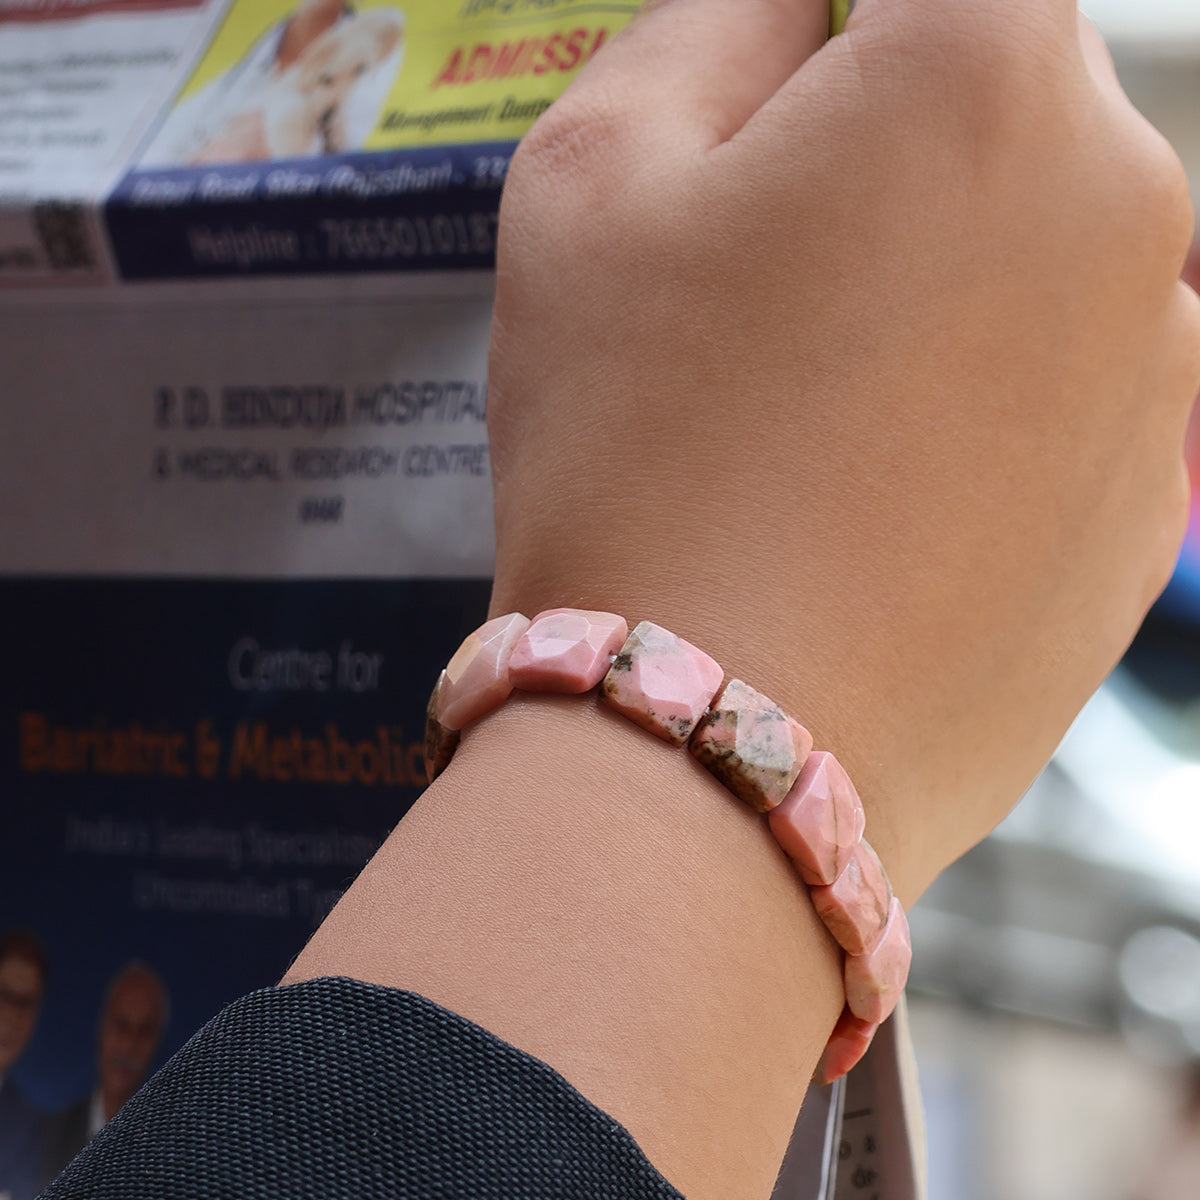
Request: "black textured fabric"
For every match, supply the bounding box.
[41,977,684,1200]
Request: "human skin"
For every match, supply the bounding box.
[487,0,1200,899]
[274,0,349,71]
[287,2,1200,1198]
[1185,245,1200,474]
[0,955,43,1077]
[97,969,166,1121]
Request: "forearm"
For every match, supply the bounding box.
[285,693,844,1200]
[288,0,1200,1193]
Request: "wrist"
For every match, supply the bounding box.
[485,576,940,900]
[426,610,913,1077]
[288,695,843,1200]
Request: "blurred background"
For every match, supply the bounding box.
[1,3,1198,1197]
[910,9,1200,1198]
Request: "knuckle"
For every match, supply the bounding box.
[1122,126,1195,261]
[510,91,634,191]
[499,87,663,277]
[857,11,1070,142]
[912,6,1057,82]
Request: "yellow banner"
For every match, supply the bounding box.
[168,0,641,158]
[155,0,851,167]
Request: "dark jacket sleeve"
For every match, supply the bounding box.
[39,976,684,1200]
[40,1096,89,1192]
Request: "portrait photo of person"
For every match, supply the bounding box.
[41,963,169,1188]
[0,931,46,1200]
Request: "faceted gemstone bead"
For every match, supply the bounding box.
[437,612,531,731]
[688,678,813,813]
[423,670,460,783]
[814,1007,879,1086]
[810,840,892,956]
[509,608,629,693]
[767,751,865,885]
[844,898,912,1024]
[601,621,724,746]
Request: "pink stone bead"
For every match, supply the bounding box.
[815,1008,879,1086]
[423,669,460,783]
[601,621,724,746]
[810,840,892,956]
[767,751,865,885]
[688,678,813,813]
[508,608,629,693]
[436,612,531,731]
[844,898,912,1024]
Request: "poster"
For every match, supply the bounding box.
[106,0,640,277]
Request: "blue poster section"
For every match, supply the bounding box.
[104,144,516,279]
[0,576,490,1114]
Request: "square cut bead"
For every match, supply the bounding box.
[437,612,531,732]
[423,670,460,784]
[810,840,892,956]
[509,609,629,693]
[844,898,912,1024]
[815,1008,879,1086]
[601,621,724,746]
[767,751,865,885]
[688,679,813,813]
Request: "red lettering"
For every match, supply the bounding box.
[488,39,528,79]
[559,27,587,72]
[513,38,538,76]
[432,46,463,88]
[462,42,493,84]
[534,31,562,75]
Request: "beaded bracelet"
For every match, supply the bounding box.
[423,608,912,1084]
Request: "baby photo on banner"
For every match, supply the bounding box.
[141,0,406,165]
[106,0,641,278]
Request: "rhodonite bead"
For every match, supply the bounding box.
[814,1007,879,1086]
[509,608,629,693]
[844,898,912,1024]
[423,670,460,783]
[437,612,531,731]
[810,840,892,956]
[601,621,724,746]
[688,678,813,812]
[767,751,865,885]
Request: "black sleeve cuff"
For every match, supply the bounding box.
[41,976,684,1200]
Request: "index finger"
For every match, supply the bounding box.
[540,0,833,153]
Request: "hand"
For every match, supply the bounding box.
[486,0,1200,898]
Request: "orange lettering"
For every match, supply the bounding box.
[18,712,48,772]
[229,722,268,779]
